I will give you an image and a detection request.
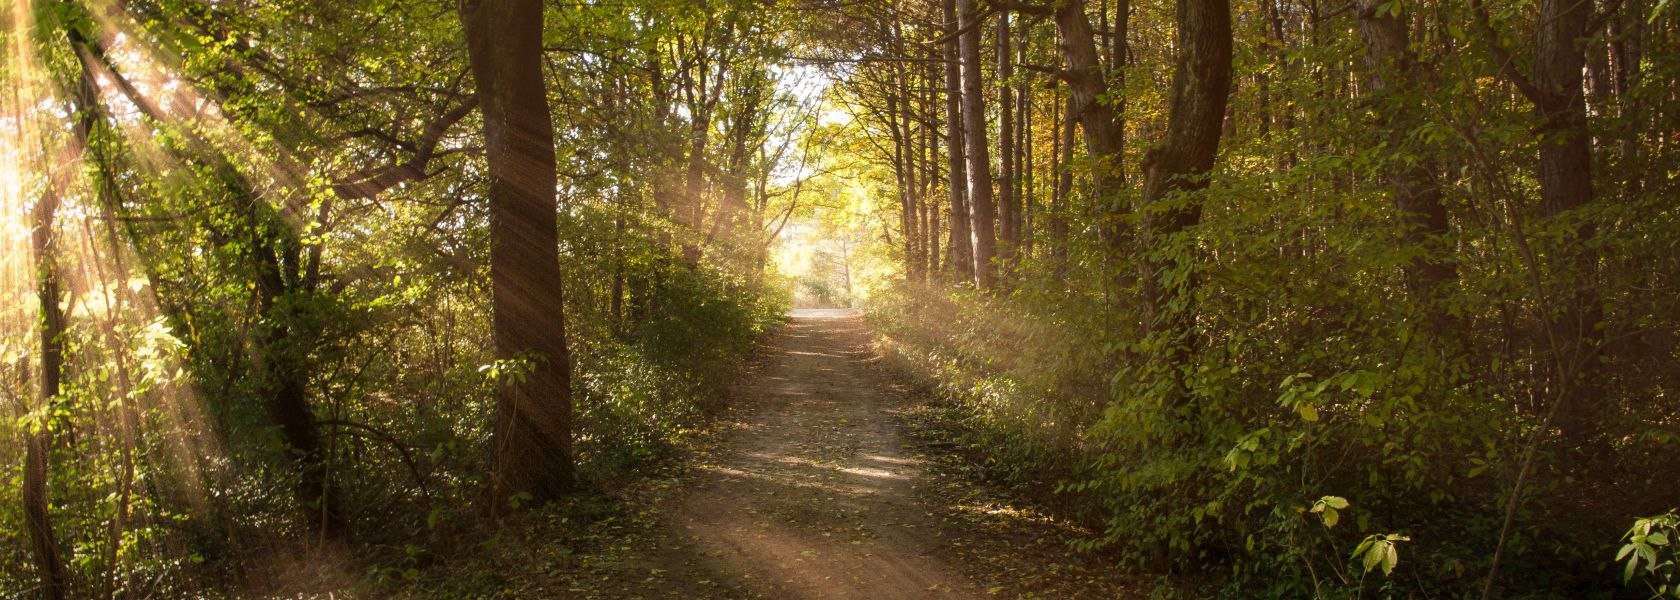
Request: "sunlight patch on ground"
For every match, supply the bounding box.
[789,307,859,319]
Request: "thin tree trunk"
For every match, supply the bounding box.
[923,60,941,276]
[1051,91,1075,268]
[26,186,68,600]
[461,0,576,507]
[1019,26,1034,258]
[681,109,711,265]
[887,86,916,281]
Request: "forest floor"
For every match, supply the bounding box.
[425,309,1134,599]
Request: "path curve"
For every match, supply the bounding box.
[671,308,978,598]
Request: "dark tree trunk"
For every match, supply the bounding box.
[958,0,997,288]
[887,87,917,281]
[1051,92,1075,268]
[923,61,942,275]
[997,10,1018,271]
[70,26,350,540]
[461,0,576,506]
[709,67,766,252]
[1356,0,1458,332]
[1053,0,1129,276]
[943,0,974,283]
[1530,0,1602,448]
[1139,0,1233,401]
[26,187,68,600]
[1051,0,1128,193]
[681,109,712,265]
[1019,45,1033,258]
[1472,0,1605,448]
[258,304,344,539]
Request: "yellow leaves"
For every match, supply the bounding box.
[1296,402,1319,423]
[1352,533,1410,577]
[1309,495,1348,528]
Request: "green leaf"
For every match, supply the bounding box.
[1363,542,1384,572]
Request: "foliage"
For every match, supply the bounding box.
[848,0,1680,595]
[0,0,795,595]
[1620,511,1680,598]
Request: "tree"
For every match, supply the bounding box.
[1468,0,1606,451]
[1053,0,1129,287]
[1137,0,1232,404]
[24,180,68,600]
[957,0,997,288]
[997,10,1018,270]
[460,0,576,506]
[1356,0,1457,333]
[942,0,974,283]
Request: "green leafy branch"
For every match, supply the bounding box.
[1620,511,1680,598]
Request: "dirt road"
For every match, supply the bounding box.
[669,308,977,598]
[504,308,1131,599]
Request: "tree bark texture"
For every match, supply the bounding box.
[26,186,68,600]
[1139,0,1232,400]
[958,0,997,289]
[943,0,974,283]
[997,11,1018,270]
[1356,0,1458,330]
[461,0,577,506]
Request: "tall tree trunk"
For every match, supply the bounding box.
[997,10,1018,271]
[943,0,974,283]
[1471,0,1604,448]
[681,107,712,265]
[1608,0,1646,198]
[709,67,766,252]
[461,0,576,506]
[257,294,344,539]
[958,0,998,288]
[1019,26,1034,258]
[1531,0,1603,449]
[1051,91,1075,268]
[923,61,941,276]
[26,186,68,600]
[1356,0,1457,333]
[1139,0,1233,403]
[889,17,923,283]
[887,86,917,281]
[1053,0,1129,275]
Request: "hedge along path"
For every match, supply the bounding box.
[668,308,977,598]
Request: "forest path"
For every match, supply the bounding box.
[490,308,1131,598]
[661,307,978,598]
